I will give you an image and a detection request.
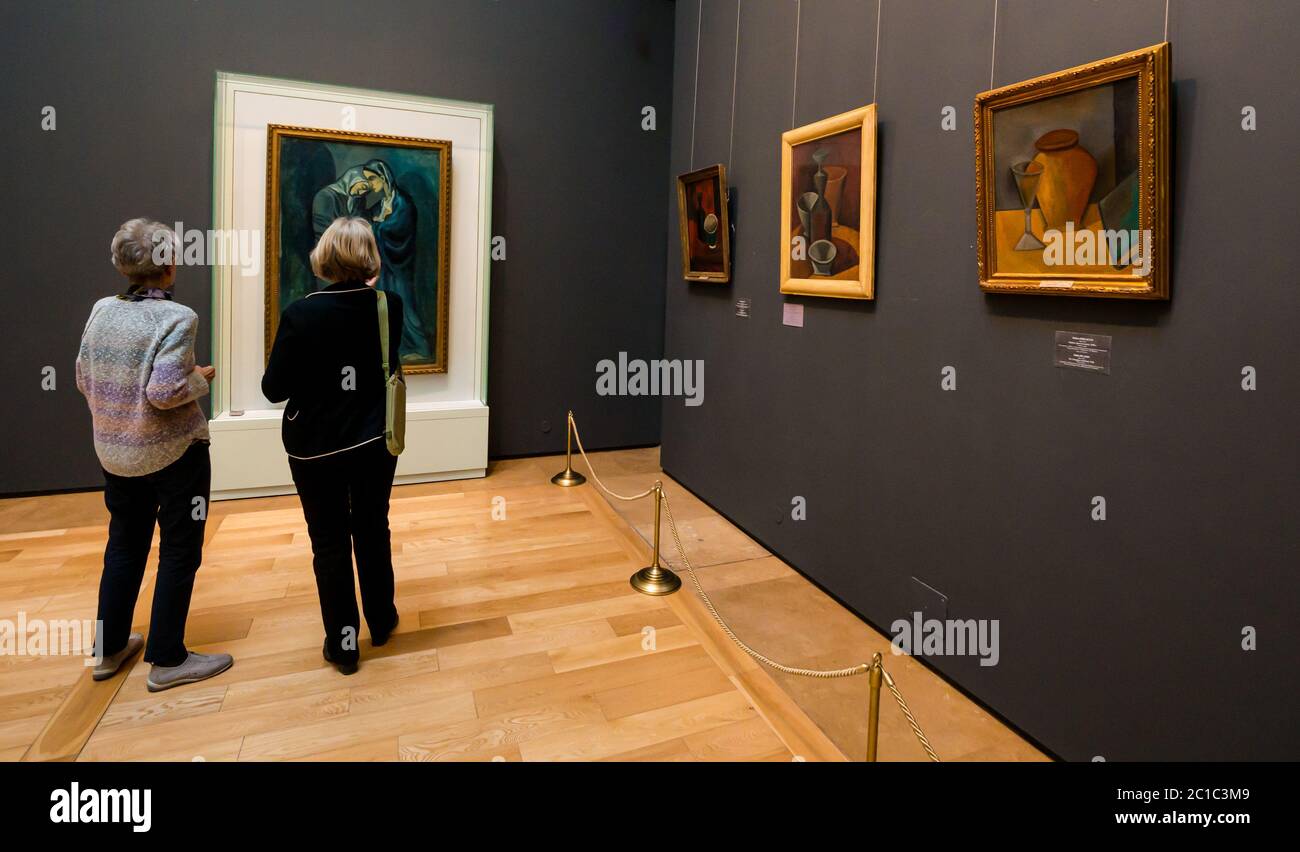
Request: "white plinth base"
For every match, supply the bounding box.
[210,402,489,501]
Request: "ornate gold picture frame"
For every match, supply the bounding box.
[675,164,730,283]
[265,125,453,373]
[779,104,877,300]
[975,43,1170,299]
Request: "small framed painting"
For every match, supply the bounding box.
[675,164,731,282]
[974,42,1171,298]
[779,104,877,300]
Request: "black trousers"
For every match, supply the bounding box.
[97,441,210,667]
[289,439,399,664]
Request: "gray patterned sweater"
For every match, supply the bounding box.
[76,296,210,477]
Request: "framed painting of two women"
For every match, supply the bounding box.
[265,125,452,373]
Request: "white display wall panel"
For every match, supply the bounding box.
[210,72,492,499]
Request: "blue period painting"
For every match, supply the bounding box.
[265,125,452,373]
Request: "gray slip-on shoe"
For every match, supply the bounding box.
[92,632,144,681]
[147,651,234,692]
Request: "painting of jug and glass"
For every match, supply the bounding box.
[976,43,1170,299]
[994,77,1140,274]
[780,104,876,299]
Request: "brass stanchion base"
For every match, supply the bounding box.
[550,467,586,487]
[629,566,681,596]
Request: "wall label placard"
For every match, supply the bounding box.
[782,303,804,328]
[735,298,751,318]
[1054,331,1112,374]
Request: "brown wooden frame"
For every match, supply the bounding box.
[675,163,731,283]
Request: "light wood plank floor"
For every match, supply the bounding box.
[0,448,1045,762]
[0,453,838,762]
[594,450,1048,762]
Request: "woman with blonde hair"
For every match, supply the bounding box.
[77,218,234,691]
[263,216,405,675]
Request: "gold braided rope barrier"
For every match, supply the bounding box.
[566,415,655,502]
[882,666,941,762]
[555,411,941,762]
[659,490,866,679]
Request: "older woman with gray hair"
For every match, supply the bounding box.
[75,218,234,691]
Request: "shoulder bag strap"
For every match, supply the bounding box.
[375,289,390,378]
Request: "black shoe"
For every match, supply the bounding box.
[371,612,400,648]
[322,639,358,676]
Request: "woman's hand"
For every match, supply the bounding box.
[197,365,216,382]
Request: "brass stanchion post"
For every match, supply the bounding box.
[549,411,586,487]
[629,482,681,596]
[866,652,883,762]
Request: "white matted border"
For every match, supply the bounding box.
[210,72,492,499]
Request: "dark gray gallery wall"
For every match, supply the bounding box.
[0,0,674,494]
[661,0,1297,760]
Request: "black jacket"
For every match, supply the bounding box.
[262,281,404,460]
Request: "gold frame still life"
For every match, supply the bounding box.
[974,43,1171,299]
[264,124,453,374]
[676,163,731,283]
[779,104,877,300]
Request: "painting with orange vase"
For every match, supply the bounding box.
[675,164,730,283]
[975,43,1170,299]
